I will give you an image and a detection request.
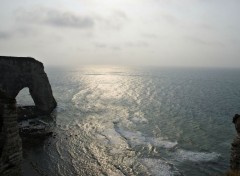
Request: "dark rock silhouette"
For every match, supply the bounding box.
[0,92,22,176]
[0,56,57,114]
[230,114,240,173]
[0,56,57,176]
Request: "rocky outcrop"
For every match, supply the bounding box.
[230,114,240,172]
[0,93,22,176]
[0,56,57,114]
[0,57,57,176]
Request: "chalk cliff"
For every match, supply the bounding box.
[0,56,57,176]
[230,114,240,172]
[0,94,22,176]
[0,56,57,114]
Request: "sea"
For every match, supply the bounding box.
[16,65,240,176]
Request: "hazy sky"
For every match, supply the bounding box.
[0,0,240,67]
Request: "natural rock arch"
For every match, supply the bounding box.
[16,87,35,106]
[0,56,56,175]
[0,56,57,114]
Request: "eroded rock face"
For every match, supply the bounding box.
[0,56,57,114]
[230,114,240,171]
[0,57,56,175]
[0,94,22,176]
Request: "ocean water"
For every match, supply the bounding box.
[17,66,240,176]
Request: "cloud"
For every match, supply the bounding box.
[160,13,179,25]
[142,33,158,39]
[125,41,149,47]
[94,43,122,50]
[94,43,107,48]
[0,31,11,39]
[95,10,128,30]
[15,7,94,29]
[93,41,148,51]
[14,7,128,32]
[184,36,224,46]
[111,46,121,50]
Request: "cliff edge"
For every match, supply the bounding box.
[0,56,57,176]
[0,56,57,114]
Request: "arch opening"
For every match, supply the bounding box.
[16,87,35,107]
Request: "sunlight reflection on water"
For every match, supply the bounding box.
[19,66,240,176]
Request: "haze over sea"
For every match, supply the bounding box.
[17,65,240,176]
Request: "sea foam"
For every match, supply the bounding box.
[174,149,221,162]
[140,158,182,176]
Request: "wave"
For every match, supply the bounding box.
[140,158,183,176]
[174,149,221,162]
[115,125,178,149]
